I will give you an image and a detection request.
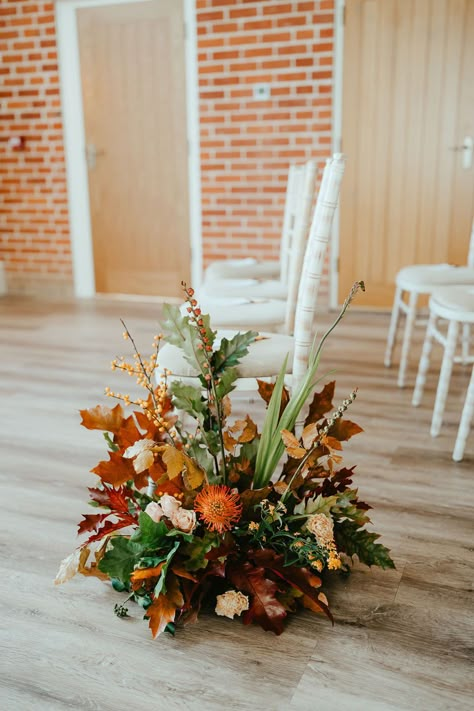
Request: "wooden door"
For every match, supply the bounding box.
[77,0,190,297]
[339,0,474,307]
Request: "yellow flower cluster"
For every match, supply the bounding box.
[306,513,342,571]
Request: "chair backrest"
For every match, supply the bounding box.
[467,218,474,268]
[291,153,346,388]
[279,163,306,284]
[284,159,318,334]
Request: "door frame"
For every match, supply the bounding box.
[330,0,345,309]
[56,0,202,298]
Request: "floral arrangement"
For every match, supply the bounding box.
[56,282,394,637]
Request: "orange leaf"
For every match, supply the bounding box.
[115,415,143,450]
[281,429,306,459]
[146,575,184,638]
[171,565,198,582]
[131,563,165,590]
[329,418,363,442]
[302,422,318,450]
[80,404,124,433]
[91,451,136,487]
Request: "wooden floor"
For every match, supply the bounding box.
[0,296,472,711]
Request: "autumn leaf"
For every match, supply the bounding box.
[80,403,124,433]
[115,415,146,450]
[146,575,184,638]
[131,563,165,590]
[329,418,363,442]
[228,562,287,635]
[83,516,137,545]
[240,486,272,517]
[224,416,258,451]
[250,549,333,623]
[161,446,185,479]
[281,429,306,459]
[91,451,136,488]
[181,455,205,490]
[257,379,290,417]
[302,422,319,450]
[77,544,109,581]
[77,513,108,536]
[54,548,84,585]
[304,381,335,426]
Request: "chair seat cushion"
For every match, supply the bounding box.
[197,295,286,330]
[396,264,474,292]
[200,278,287,301]
[205,258,280,281]
[430,285,474,322]
[159,331,295,379]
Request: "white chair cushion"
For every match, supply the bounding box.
[205,258,280,281]
[396,264,474,292]
[200,278,287,301]
[430,285,474,323]
[159,331,295,379]
[197,296,286,330]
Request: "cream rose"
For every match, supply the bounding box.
[215,590,249,619]
[159,494,182,518]
[144,501,163,523]
[306,513,334,547]
[170,507,197,534]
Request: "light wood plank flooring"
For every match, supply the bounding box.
[0,296,472,711]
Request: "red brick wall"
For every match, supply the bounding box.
[0,0,71,295]
[0,0,334,296]
[197,0,334,266]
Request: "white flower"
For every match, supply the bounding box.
[306,513,334,547]
[215,590,249,619]
[159,493,182,518]
[123,438,155,473]
[170,507,197,534]
[145,501,163,523]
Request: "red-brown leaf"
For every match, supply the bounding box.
[77,513,108,536]
[304,381,335,425]
[79,403,124,433]
[228,562,287,635]
[83,515,137,545]
[250,549,333,623]
[115,415,144,450]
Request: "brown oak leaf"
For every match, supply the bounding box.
[328,418,363,442]
[257,379,290,417]
[304,381,335,425]
[281,429,306,459]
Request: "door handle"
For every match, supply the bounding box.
[85,143,105,170]
[449,136,473,170]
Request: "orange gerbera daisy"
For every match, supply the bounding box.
[194,485,242,534]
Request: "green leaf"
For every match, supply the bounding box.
[182,531,220,571]
[254,355,289,488]
[334,519,395,570]
[98,537,144,583]
[212,331,258,373]
[153,542,180,597]
[170,381,207,419]
[111,578,129,592]
[160,303,208,374]
[130,512,169,550]
[103,432,120,452]
[215,366,239,399]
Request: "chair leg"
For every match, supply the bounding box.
[431,319,459,437]
[398,291,418,388]
[384,285,402,368]
[412,310,436,407]
[461,323,471,365]
[453,365,474,462]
